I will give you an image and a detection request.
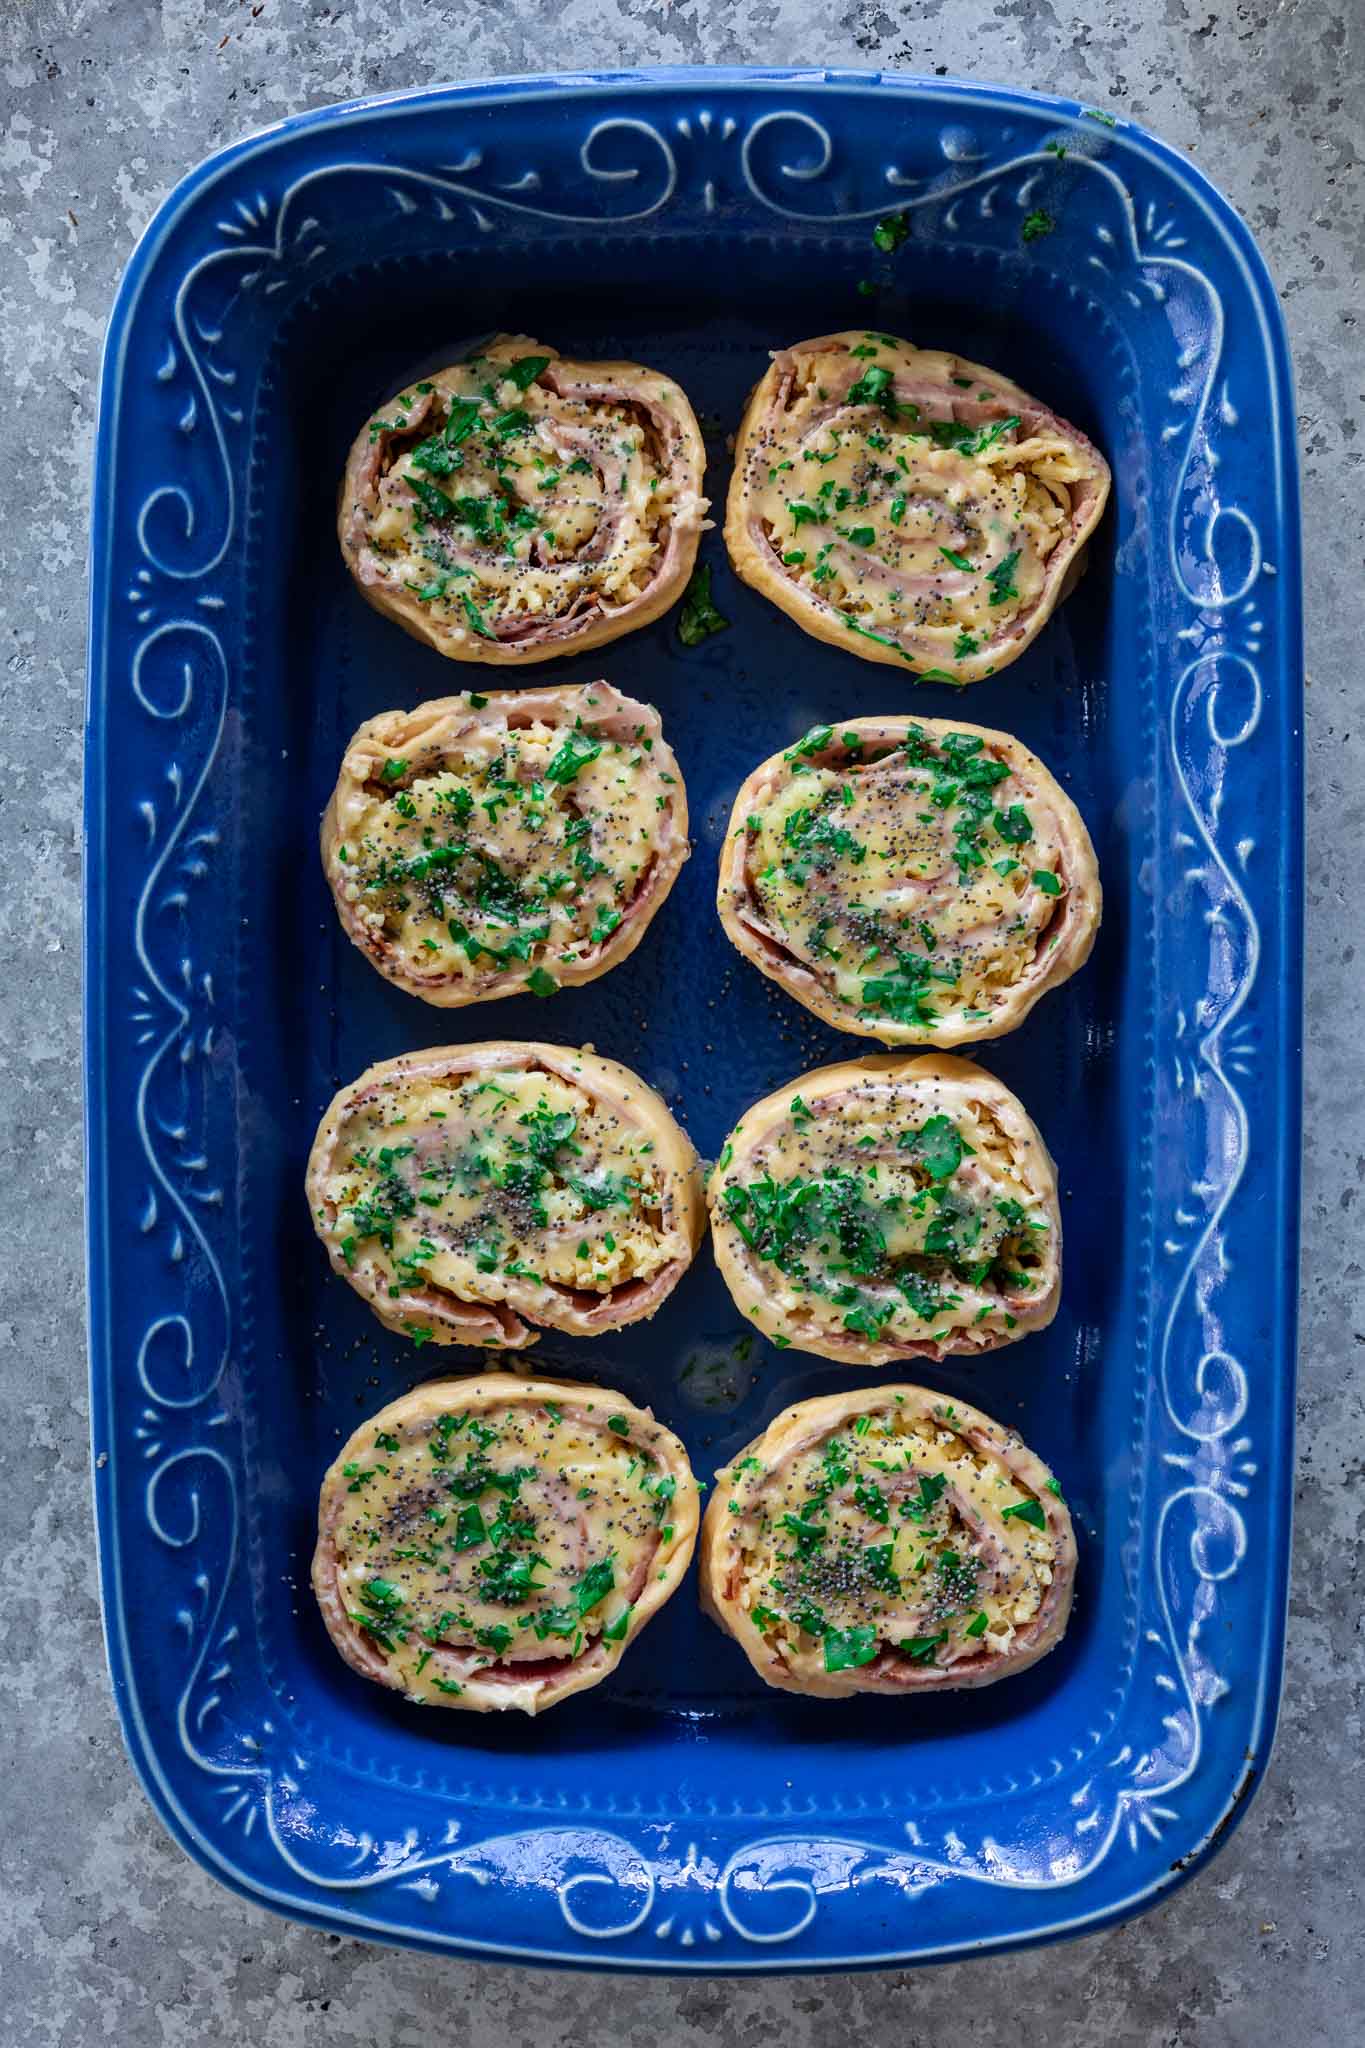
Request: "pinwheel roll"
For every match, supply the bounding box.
[321,683,688,1006]
[717,716,1100,1046]
[339,335,708,664]
[307,1043,704,1349]
[314,1375,699,1714]
[725,331,1110,682]
[709,1053,1059,1365]
[701,1384,1075,1697]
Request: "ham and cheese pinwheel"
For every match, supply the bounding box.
[314,1375,698,1714]
[701,1384,1075,1698]
[717,716,1100,1046]
[307,1043,704,1350]
[709,1053,1059,1365]
[321,684,688,1007]
[339,335,707,664]
[725,331,1109,683]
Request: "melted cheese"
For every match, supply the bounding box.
[737,334,1101,679]
[315,1065,690,1312]
[742,724,1069,1035]
[359,348,682,642]
[714,1076,1055,1348]
[333,1396,684,1703]
[333,703,674,989]
[723,1399,1058,1682]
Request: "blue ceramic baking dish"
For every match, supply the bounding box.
[85,66,1302,1971]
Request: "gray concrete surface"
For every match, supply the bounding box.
[0,1,1359,2042]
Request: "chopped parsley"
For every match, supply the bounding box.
[461,592,496,641]
[898,1630,947,1665]
[477,1550,546,1603]
[898,1113,967,1183]
[871,212,909,253]
[823,1624,879,1673]
[994,803,1033,844]
[789,724,834,758]
[844,363,899,415]
[677,563,730,647]
[506,353,551,389]
[1001,1497,1047,1529]
[903,1472,948,1522]
[986,550,1021,606]
[545,729,603,783]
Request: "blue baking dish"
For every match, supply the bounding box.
[85,66,1302,1970]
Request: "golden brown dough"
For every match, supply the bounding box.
[307,1042,704,1349]
[717,715,1100,1046]
[701,1383,1075,1697]
[725,330,1109,682]
[321,683,688,1007]
[314,1375,698,1713]
[338,335,707,665]
[708,1053,1059,1364]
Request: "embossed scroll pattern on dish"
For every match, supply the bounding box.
[89,73,1297,1968]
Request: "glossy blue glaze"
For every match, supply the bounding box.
[85,68,1302,1971]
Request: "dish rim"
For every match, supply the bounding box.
[84,61,1303,1972]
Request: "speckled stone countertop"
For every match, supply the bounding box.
[1,2,1359,2041]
